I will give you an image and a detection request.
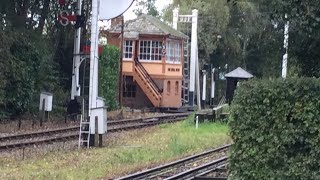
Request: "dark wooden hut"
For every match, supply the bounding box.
[225,67,253,104]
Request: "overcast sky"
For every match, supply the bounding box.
[99,0,172,30]
[123,0,172,20]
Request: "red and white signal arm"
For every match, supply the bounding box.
[58,10,76,26]
[99,0,134,20]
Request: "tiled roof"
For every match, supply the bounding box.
[108,14,188,39]
[225,67,253,79]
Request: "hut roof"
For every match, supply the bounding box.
[225,67,253,79]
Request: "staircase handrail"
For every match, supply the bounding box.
[134,58,162,95]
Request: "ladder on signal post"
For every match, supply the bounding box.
[78,54,91,148]
[78,114,91,148]
[182,39,190,105]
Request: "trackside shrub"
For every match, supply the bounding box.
[228,78,320,179]
[99,45,120,110]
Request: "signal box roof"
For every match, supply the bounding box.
[225,67,253,79]
[107,14,188,39]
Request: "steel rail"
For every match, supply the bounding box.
[116,144,230,180]
[0,113,191,142]
[0,126,79,141]
[193,164,228,180]
[0,116,189,151]
[165,158,227,180]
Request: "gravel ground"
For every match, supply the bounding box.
[0,126,161,159]
[0,109,164,135]
[0,131,78,146]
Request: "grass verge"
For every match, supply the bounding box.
[0,114,231,180]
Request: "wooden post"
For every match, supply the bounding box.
[118,16,124,107]
[99,134,102,147]
[40,99,45,127]
[95,116,98,146]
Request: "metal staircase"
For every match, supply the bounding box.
[133,58,162,107]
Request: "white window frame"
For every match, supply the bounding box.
[166,40,181,64]
[123,40,133,60]
[139,40,162,62]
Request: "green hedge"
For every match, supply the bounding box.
[228,78,320,179]
[99,45,120,110]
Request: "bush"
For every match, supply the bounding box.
[99,45,120,110]
[228,78,320,179]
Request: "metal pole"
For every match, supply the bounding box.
[89,0,99,143]
[195,48,201,110]
[71,0,82,99]
[211,68,215,106]
[282,13,289,79]
[202,70,207,108]
[189,9,198,107]
[172,8,179,30]
[196,116,199,129]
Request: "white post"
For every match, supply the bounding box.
[196,116,199,129]
[172,8,179,30]
[211,68,215,99]
[282,13,289,79]
[195,48,201,110]
[189,9,198,107]
[89,0,99,134]
[202,70,207,102]
[71,0,82,99]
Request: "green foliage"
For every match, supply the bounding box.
[229,78,320,179]
[0,30,62,119]
[0,0,85,119]
[99,45,120,110]
[134,0,159,17]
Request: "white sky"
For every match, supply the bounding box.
[123,0,173,20]
[99,0,172,30]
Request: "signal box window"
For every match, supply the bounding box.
[139,40,162,61]
[123,76,136,97]
[166,40,181,64]
[124,40,133,59]
[123,84,136,97]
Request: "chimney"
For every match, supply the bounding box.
[111,15,124,28]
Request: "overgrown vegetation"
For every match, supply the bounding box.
[0,116,231,179]
[229,78,320,179]
[1,0,320,118]
[0,30,63,119]
[99,45,120,110]
[161,0,320,101]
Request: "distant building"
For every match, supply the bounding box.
[104,15,188,109]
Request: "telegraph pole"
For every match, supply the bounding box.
[282,13,289,79]
[190,9,198,107]
[71,0,82,99]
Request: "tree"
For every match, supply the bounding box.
[0,0,88,119]
[133,0,159,17]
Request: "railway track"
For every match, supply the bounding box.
[193,163,228,180]
[116,144,230,180]
[0,113,191,151]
